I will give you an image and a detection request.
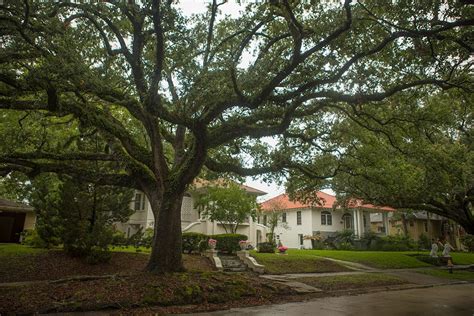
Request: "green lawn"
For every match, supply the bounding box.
[0,243,45,256]
[250,251,350,274]
[416,269,474,281]
[110,245,151,253]
[294,273,407,291]
[450,252,474,265]
[286,249,432,269]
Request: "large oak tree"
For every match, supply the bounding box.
[0,1,472,272]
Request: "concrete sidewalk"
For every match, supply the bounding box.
[260,264,473,293]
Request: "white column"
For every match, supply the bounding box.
[351,209,357,237]
[357,210,364,238]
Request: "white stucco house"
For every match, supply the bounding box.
[115,179,269,246]
[260,191,394,249]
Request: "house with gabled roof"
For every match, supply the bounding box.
[260,191,394,249]
[116,179,269,246]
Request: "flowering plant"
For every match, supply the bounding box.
[208,239,217,246]
[277,246,288,253]
[239,240,249,245]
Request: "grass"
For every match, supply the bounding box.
[294,273,407,291]
[110,245,151,253]
[293,250,432,269]
[416,268,474,281]
[0,243,45,256]
[250,251,350,274]
[450,252,474,265]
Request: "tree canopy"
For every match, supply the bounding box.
[1,1,472,272]
[196,182,259,234]
[288,89,474,233]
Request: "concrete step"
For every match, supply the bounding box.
[218,255,247,272]
[224,267,247,272]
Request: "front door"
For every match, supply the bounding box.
[343,214,353,230]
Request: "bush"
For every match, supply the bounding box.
[211,234,248,253]
[376,235,416,251]
[334,230,355,249]
[111,230,128,247]
[417,233,431,250]
[257,242,276,253]
[141,228,154,249]
[21,229,50,248]
[360,231,380,250]
[127,227,144,249]
[460,234,474,252]
[85,246,112,264]
[182,232,208,254]
[338,241,354,250]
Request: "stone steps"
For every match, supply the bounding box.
[218,255,247,272]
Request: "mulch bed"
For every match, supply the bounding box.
[0,250,215,283]
[0,272,295,314]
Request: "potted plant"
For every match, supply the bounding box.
[208,238,217,250]
[239,240,249,250]
[277,245,288,254]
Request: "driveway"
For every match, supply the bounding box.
[189,283,474,316]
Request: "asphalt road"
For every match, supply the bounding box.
[190,283,474,316]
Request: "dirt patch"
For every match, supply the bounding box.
[0,272,295,314]
[0,250,215,283]
[293,273,408,291]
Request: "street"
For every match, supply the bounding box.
[190,283,474,316]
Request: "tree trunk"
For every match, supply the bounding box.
[146,189,185,273]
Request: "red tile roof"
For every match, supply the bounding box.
[260,192,394,212]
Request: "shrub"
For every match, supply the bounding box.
[460,234,474,252]
[377,235,415,251]
[338,241,354,250]
[21,229,51,248]
[257,242,276,253]
[127,227,144,249]
[198,238,210,252]
[211,234,248,253]
[417,233,431,250]
[334,230,355,249]
[360,231,380,250]
[182,232,208,254]
[85,246,112,264]
[141,228,154,248]
[111,230,128,247]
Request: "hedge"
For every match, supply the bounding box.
[211,233,248,254]
[182,232,208,254]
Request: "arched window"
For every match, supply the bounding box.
[321,211,332,225]
[342,213,353,230]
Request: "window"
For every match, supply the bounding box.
[409,221,414,227]
[298,234,303,246]
[321,211,332,226]
[134,192,145,211]
[263,215,267,226]
[424,222,428,232]
[296,211,302,225]
[282,212,287,223]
